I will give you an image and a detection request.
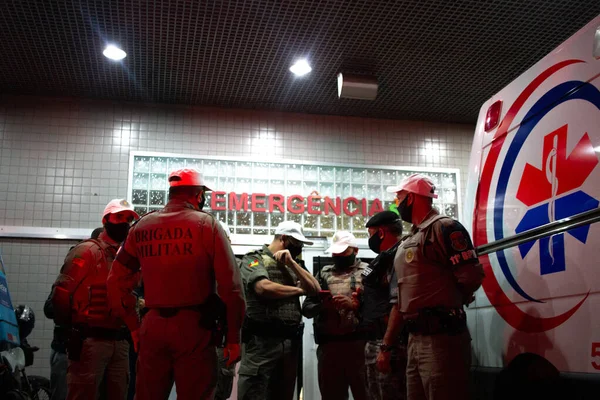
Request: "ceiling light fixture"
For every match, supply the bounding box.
[290,59,312,76]
[103,44,127,61]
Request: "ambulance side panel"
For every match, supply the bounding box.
[464,14,600,397]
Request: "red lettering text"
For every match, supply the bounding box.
[324,197,341,215]
[343,197,361,217]
[229,192,249,211]
[307,196,321,215]
[368,199,384,216]
[211,191,227,211]
[287,195,305,214]
[269,194,285,213]
[251,193,267,212]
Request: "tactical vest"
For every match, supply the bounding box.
[71,239,121,329]
[246,250,302,325]
[314,261,366,337]
[396,214,463,313]
[360,241,400,334]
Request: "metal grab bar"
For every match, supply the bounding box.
[475,207,600,256]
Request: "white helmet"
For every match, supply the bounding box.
[386,173,438,199]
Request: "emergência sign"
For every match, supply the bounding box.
[210,191,387,217]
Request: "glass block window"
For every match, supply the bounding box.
[129,153,460,238]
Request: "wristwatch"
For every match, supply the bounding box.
[380,343,394,353]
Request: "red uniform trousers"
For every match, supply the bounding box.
[135,309,217,400]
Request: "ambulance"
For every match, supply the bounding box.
[463,14,600,397]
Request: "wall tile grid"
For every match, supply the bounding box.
[0,96,475,377]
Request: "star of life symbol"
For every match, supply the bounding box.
[515,124,599,275]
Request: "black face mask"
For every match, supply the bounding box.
[105,222,130,243]
[397,196,413,224]
[197,192,206,210]
[285,239,303,259]
[368,232,383,254]
[333,254,356,269]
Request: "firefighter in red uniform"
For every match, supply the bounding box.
[107,168,246,400]
[50,199,139,400]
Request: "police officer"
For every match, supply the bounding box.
[385,174,484,400]
[360,211,408,400]
[45,227,104,400]
[107,168,246,400]
[215,220,238,400]
[237,221,321,400]
[302,231,368,400]
[50,200,139,400]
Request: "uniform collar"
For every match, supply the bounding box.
[262,244,275,258]
[165,198,199,211]
[412,208,439,233]
[98,231,120,250]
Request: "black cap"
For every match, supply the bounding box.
[365,211,400,228]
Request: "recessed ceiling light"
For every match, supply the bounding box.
[290,59,312,76]
[103,45,127,61]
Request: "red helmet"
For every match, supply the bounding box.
[168,168,212,191]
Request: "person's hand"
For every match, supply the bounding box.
[332,295,355,311]
[376,350,392,374]
[351,292,360,310]
[273,250,294,266]
[223,343,241,367]
[131,329,140,353]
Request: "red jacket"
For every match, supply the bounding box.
[107,199,246,344]
[51,231,124,330]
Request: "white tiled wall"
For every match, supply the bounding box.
[0,95,475,377]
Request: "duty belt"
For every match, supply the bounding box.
[366,318,409,344]
[79,326,129,341]
[404,307,466,336]
[152,305,202,318]
[243,318,304,340]
[315,330,367,345]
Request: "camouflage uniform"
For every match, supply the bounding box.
[215,349,235,400]
[361,241,407,400]
[302,260,368,400]
[237,245,304,400]
[215,261,239,400]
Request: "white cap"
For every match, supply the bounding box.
[275,221,314,245]
[386,173,438,199]
[219,220,231,240]
[102,199,139,220]
[326,231,357,254]
[168,168,212,191]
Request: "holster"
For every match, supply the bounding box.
[405,307,466,336]
[67,326,84,361]
[199,294,228,347]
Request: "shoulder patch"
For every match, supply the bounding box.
[248,259,260,268]
[449,231,468,251]
[72,257,86,268]
[361,266,373,276]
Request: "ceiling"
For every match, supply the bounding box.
[0,1,599,124]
